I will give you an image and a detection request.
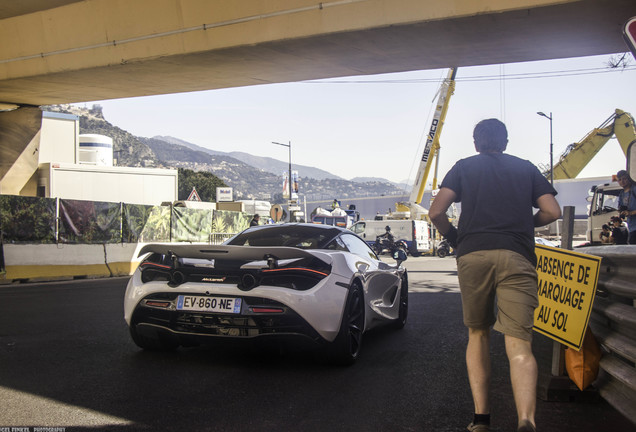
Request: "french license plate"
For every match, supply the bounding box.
[176,295,242,314]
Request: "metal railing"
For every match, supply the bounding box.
[209,232,236,245]
[576,245,636,424]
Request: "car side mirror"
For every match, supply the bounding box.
[392,249,407,265]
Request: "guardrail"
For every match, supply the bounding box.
[576,245,636,425]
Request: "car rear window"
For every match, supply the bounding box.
[226,225,341,249]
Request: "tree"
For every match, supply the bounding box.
[178,168,227,202]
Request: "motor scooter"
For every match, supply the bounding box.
[436,239,454,258]
[374,235,408,257]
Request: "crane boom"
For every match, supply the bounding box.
[550,109,636,180]
[408,67,457,204]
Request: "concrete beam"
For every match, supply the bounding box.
[0,0,634,106]
[0,107,43,194]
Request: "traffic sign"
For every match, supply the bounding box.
[187,187,201,201]
[533,245,601,351]
[624,17,636,59]
[270,204,284,222]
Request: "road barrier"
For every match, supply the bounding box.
[577,245,636,425]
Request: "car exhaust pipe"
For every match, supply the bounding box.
[240,273,259,291]
[169,271,186,287]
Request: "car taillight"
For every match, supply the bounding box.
[138,253,331,291]
[145,300,172,308]
[251,307,284,313]
[139,256,174,283]
[262,267,328,277]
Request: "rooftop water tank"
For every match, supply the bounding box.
[78,134,113,166]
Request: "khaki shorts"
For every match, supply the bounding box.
[457,249,539,341]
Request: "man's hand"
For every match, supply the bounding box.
[444,225,458,249]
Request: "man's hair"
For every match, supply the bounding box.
[473,118,508,153]
[617,170,629,179]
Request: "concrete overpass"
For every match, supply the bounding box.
[1,0,635,109]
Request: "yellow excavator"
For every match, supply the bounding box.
[549,109,636,180]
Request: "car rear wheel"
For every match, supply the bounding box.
[326,282,364,365]
[129,324,179,351]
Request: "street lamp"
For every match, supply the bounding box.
[537,111,554,185]
[271,141,292,219]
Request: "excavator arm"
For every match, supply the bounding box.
[550,109,636,180]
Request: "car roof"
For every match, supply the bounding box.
[225,223,352,248]
[246,222,349,234]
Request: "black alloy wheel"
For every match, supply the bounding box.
[327,282,365,365]
[392,273,408,329]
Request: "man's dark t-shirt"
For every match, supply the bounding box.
[440,153,557,266]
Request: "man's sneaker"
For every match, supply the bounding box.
[467,422,490,432]
[517,420,536,432]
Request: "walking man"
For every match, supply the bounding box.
[429,119,561,432]
[250,214,260,227]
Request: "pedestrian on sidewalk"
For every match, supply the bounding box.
[617,169,636,244]
[429,118,561,432]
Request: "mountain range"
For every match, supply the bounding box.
[46,104,407,202]
[152,135,342,181]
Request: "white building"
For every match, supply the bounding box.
[1,108,177,205]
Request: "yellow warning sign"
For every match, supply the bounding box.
[533,245,601,351]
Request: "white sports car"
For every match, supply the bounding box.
[124,223,408,364]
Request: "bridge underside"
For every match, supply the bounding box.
[0,0,635,107]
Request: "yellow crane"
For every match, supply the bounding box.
[550,109,636,180]
[395,67,457,219]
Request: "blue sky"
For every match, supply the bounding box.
[76,53,636,186]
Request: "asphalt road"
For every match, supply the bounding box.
[0,256,633,432]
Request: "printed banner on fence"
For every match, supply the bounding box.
[172,207,213,243]
[123,204,171,243]
[58,199,121,244]
[0,195,56,243]
[533,245,601,351]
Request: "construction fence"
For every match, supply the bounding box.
[0,195,252,274]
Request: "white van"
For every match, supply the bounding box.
[351,219,431,256]
[238,200,272,218]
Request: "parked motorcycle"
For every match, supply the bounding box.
[374,235,408,257]
[436,239,454,258]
